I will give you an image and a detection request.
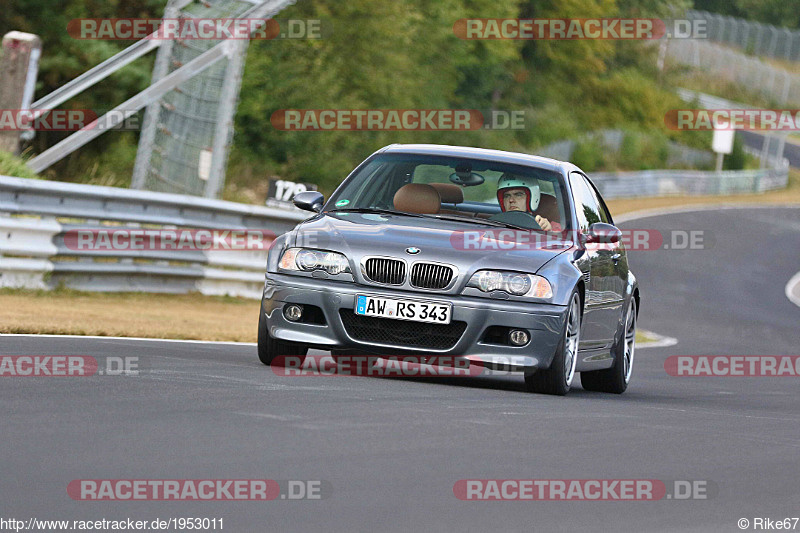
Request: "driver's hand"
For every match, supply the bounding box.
[535,215,552,231]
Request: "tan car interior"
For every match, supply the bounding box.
[393,182,562,227]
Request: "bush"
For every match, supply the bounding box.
[571,137,606,172]
[0,151,40,180]
[723,134,746,171]
[619,130,670,170]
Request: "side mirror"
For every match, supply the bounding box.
[585,222,621,244]
[293,191,324,213]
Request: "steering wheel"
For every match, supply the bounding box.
[488,210,543,230]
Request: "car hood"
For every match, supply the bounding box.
[292,212,573,288]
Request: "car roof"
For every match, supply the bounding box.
[376,143,571,174]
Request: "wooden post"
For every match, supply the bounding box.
[0,32,42,154]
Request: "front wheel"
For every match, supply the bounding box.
[580,297,636,394]
[524,291,581,396]
[257,309,307,366]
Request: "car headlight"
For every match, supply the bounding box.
[466,270,552,299]
[279,248,351,275]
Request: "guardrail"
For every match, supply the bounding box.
[0,175,307,298]
[590,165,790,199]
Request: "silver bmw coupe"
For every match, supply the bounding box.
[259,144,639,395]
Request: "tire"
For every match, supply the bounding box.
[257,309,307,366]
[524,290,581,396]
[580,297,636,394]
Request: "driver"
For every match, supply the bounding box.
[496,174,561,231]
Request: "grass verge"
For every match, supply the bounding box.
[0,289,258,342]
[0,151,40,180]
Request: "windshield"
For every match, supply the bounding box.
[326,153,572,231]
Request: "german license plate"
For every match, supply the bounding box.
[355,295,452,324]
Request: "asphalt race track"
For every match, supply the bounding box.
[740,130,800,169]
[1,206,798,532]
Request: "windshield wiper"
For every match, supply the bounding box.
[330,208,538,231]
[429,214,532,231]
[328,207,428,218]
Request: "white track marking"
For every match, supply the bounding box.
[785,272,800,308]
[636,329,678,349]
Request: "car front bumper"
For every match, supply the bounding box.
[262,273,569,370]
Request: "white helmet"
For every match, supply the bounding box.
[497,173,540,212]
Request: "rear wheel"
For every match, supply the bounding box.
[580,297,636,394]
[257,309,307,366]
[524,291,581,396]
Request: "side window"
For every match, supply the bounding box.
[569,172,602,232]
[582,175,611,224]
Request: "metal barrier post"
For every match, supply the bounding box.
[0,32,41,154]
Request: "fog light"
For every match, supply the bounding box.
[284,304,303,322]
[509,329,529,346]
